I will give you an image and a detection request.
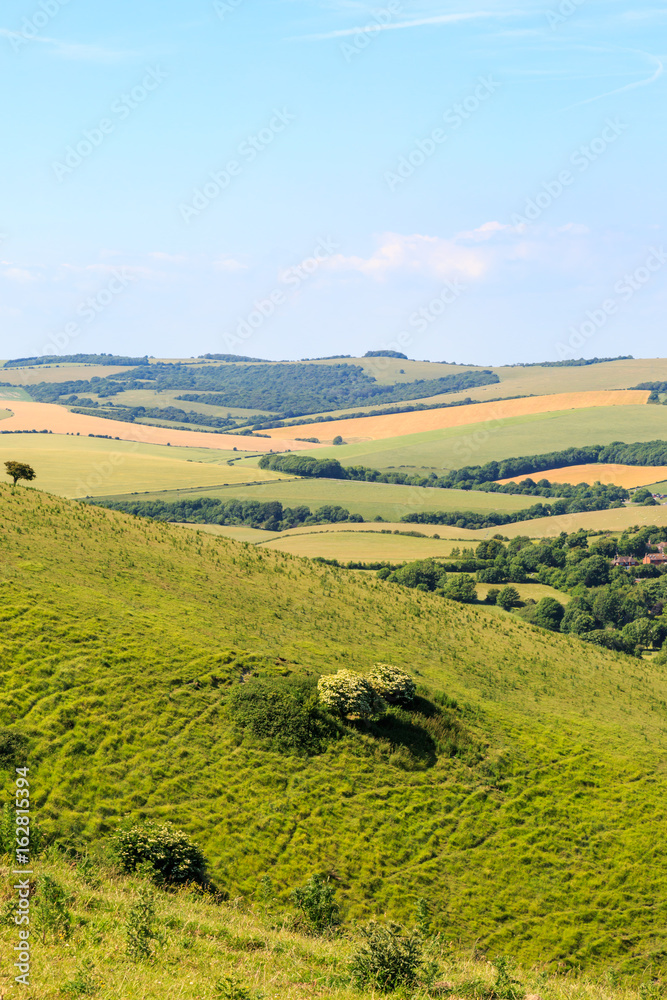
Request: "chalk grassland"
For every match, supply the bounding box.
[265,391,649,444]
[5,487,667,971]
[0,434,289,498]
[0,363,133,384]
[0,399,312,453]
[102,477,540,520]
[0,409,10,420]
[306,405,667,472]
[498,463,667,488]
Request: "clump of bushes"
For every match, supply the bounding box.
[114,821,208,887]
[368,664,417,705]
[317,670,386,720]
[227,676,338,755]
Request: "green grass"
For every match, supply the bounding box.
[303,405,667,472]
[0,408,11,420]
[0,434,286,498]
[83,387,277,419]
[4,486,667,974]
[101,477,539,520]
[260,528,478,560]
[1,854,651,1000]
[0,385,31,400]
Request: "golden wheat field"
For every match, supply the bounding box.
[0,399,312,453]
[265,390,650,443]
[497,463,667,488]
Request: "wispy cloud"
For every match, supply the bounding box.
[0,28,137,62]
[561,48,664,109]
[292,9,521,41]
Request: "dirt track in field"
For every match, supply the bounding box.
[0,400,314,453]
[264,391,650,443]
[497,463,667,488]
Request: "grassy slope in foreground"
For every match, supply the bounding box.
[0,433,288,498]
[2,858,648,1000]
[3,487,667,972]
[98,476,540,521]
[305,405,667,472]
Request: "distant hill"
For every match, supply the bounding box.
[2,484,667,972]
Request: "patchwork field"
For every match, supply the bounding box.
[0,398,311,453]
[102,477,540,521]
[498,463,667,488]
[306,405,667,473]
[265,391,649,444]
[0,434,289,498]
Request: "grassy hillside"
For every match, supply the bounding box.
[305,406,667,473]
[0,855,646,1000]
[3,486,667,975]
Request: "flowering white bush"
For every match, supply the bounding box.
[368,664,417,706]
[317,670,385,719]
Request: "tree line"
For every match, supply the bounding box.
[87,496,363,531]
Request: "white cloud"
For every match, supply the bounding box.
[2,267,37,284]
[213,258,248,273]
[323,232,490,281]
[0,28,137,62]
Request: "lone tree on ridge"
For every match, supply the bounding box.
[5,461,36,490]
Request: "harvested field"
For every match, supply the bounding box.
[260,530,474,561]
[0,399,312,453]
[498,463,667,488]
[266,391,649,443]
[0,364,133,384]
[0,434,290,498]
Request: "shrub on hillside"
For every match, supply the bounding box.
[317,670,385,719]
[114,821,208,887]
[367,664,416,705]
[291,874,340,935]
[443,574,477,603]
[350,921,424,992]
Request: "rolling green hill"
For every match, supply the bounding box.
[2,484,667,975]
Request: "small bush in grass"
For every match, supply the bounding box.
[60,959,98,996]
[291,874,340,935]
[214,976,255,1000]
[228,676,336,755]
[126,884,158,961]
[114,820,208,887]
[350,920,424,991]
[368,663,416,705]
[34,874,72,944]
[317,670,385,720]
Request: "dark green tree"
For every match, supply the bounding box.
[4,461,36,489]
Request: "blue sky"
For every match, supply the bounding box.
[0,0,665,364]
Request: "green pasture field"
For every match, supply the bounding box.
[303,405,667,473]
[0,385,31,400]
[0,433,287,498]
[103,477,540,520]
[260,528,469,561]
[475,581,571,604]
[5,485,667,972]
[0,408,11,420]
